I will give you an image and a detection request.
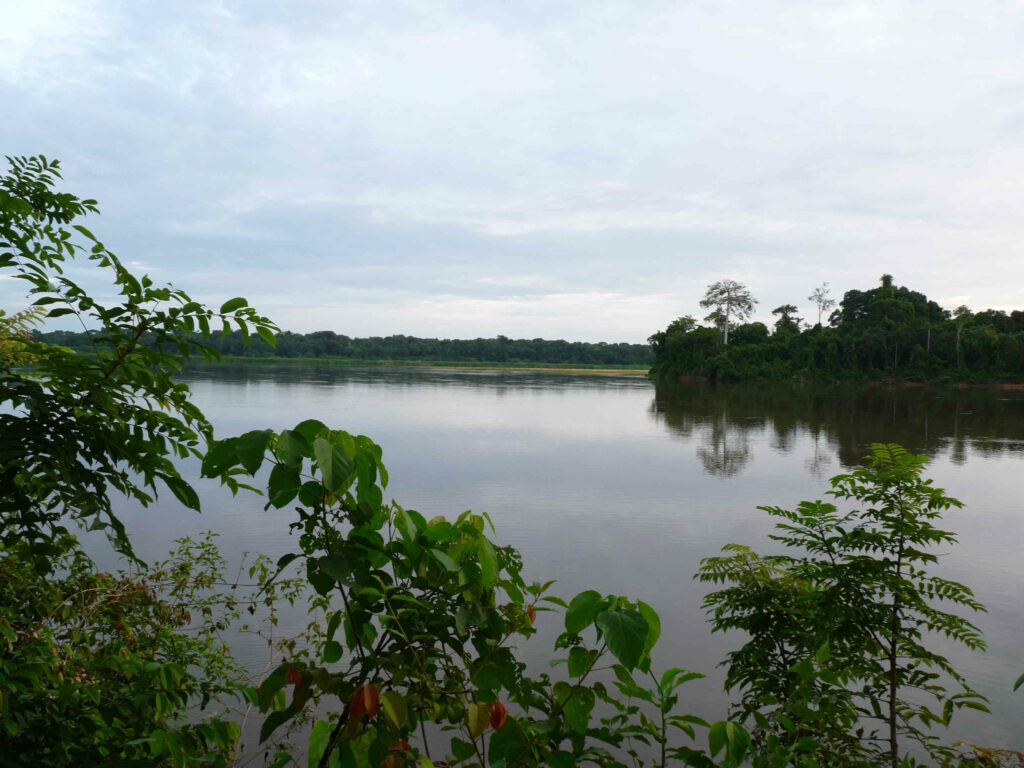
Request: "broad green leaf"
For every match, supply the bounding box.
[257,325,277,347]
[431,548,459,572]
[565,590,605,634]
[236,429,273,475]
[294,419,328,445]
[314,437,354,492]
[554,681,594,734]
[267,464,301,509]
[202,438,239,477]
[260,705,297,743]
[350,730,374,768]
[323,641,343,664]
[567,647,592,678]
[638,600,661,665]
[815,642,831,663]
[319,552,353,584]
[468,702,491,739]
[708,721,727,757]
[162,475,200,511]
[381,691,408,728]
[257,663,290,709]
[450,739,475,761]
[220,296,248,313]
[275,430,309,467]
[308,721,331,768]
[478,538,498,584]
[595,609,648,670]
[488,717,527,767]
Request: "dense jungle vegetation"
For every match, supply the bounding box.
[2,157,1020,767]
[649,278,1024,382]
[33,328,654,368]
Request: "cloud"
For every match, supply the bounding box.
[3,0,1024,340]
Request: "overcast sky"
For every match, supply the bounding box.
[3,1,1023,342]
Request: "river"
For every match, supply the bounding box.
[106,365,1024,751]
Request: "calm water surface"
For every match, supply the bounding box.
[109,366,1024,749]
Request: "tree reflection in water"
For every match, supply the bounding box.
[649,380,1024,477]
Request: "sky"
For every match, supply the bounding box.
[2,0,1024,343]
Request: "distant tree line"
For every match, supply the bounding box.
[649,275,1024,381]
[33,328,654,367]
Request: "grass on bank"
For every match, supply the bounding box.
[209,356,651,374]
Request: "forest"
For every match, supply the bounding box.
[649,277,1024,382]
[33,328,654,368]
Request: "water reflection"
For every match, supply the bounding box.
[651,381,1024,475]
[181,363,651,394]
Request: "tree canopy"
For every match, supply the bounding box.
[651,275,1024,382]
[699,280,757,346]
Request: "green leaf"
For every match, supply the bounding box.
[468,702,490,739]
[257,663,291,709]
[638,600,661,664]
[488,719,527,768]
[294,419,328,445]
[478,538,498,584]
[554,681,594,733]
[595,609,648,670]
[1014,672,1024,692]
[545,752,575,768]
[236,429,273,475]
[257,325,277,347]
[275,430,309,467]
[708,721,727,757]
[568,646,590,678]
[431,548,459,572]
[162,475,200,511]
[314,438,354,492]
[220,297,248,313]
[319,553,353,584]
[202,437,240,477]
[451,739,475,761]
[565,590,605,634]
[381,691,408,728]
[323,641,343,664]
[308,721,331,768]
[815,642,831,664]
[267,464,301,509]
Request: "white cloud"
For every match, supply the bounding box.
[3,0,1024,340]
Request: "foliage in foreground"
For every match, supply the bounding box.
[202,420,733,768]
[0,156,1010,767]
[699,444,989,767]
[0,535,247,767]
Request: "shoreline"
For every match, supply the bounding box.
[668,372,1024,390]
[203,357,652,376]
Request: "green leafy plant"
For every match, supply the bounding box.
[0,534,249,767]
[0,155,281,764]
[698,444,988,766]
[203,422,738,768]
[0,155,276,563]
[2,156,749,767]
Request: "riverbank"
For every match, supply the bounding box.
[212,356,651,375]
[666,371,1024,389]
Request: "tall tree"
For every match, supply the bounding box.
[807,281,836,326]
[953,304,972,369]
[700,279,757,346]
